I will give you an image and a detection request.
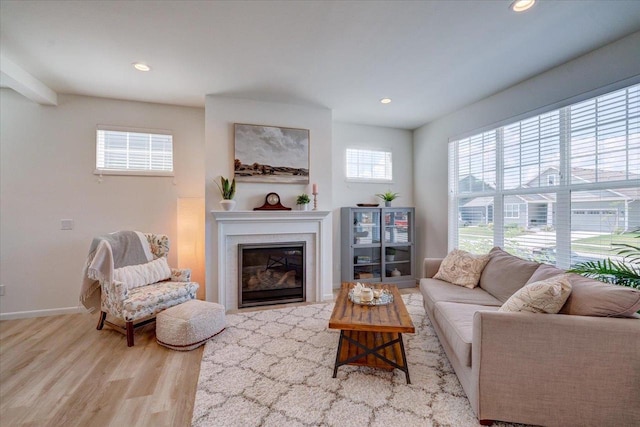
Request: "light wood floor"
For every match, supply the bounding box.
[0,312,203,427]
[0,286,419,427]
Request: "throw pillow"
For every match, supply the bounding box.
[434,249,490,289]
[499,275,572,314]
[113,256,172,289]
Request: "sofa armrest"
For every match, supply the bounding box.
[472,311,640,426]
[422,258,443,278]
[171,268,192,282]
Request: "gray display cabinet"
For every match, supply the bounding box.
[340,207,415,288]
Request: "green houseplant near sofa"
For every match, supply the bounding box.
[568,232,640,289]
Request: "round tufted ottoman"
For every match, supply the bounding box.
[156,299,226,351]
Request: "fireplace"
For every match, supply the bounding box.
[210,210,332,310]
[238,242,306,308]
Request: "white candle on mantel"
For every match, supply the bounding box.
[312,183,318,194]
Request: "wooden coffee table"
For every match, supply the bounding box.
[329,282,415,383]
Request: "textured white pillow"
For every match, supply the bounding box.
[433,249,490,289]
[499,275,572,314]
[113,257,172,290]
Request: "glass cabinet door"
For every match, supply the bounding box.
[383,209,412,244]
[353,246,381,280]
[352,209,381,245]
[383,208,413,280]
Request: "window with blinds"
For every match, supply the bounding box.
[346,148,392,181]
[96,127,174,176]
[449,83,639,268]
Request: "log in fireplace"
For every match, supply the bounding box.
[238,242,306,308]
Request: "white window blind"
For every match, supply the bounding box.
[96,127,174,176]
[346,148,392,181]
[456,131,496,194]
[503,110,561,190]
[450,83,639,268]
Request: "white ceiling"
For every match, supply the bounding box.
[2,0,640,130]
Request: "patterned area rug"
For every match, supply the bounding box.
[192,293,525,427]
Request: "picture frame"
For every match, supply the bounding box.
[234,123,309,184]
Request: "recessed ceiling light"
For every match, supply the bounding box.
[133,62,151,72]
[510,0,535,12]
[380,98,392,104]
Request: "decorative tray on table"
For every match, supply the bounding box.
[348,289,394,306]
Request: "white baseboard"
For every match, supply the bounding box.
[322,292,335,302]
[0,306,88,321]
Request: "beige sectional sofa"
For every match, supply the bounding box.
[420,247,640,427]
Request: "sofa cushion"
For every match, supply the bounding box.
[528,264,640,317]
[433,301,499,367]
[480,247,540,302]
[499,275,572,314]
[433,249,490,289]
[122,281,199,321]
[420,278,502,313]
[526,263,564,283]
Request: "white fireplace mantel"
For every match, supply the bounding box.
[210,210,333,309]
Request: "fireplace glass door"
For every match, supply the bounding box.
[238,242,306,308]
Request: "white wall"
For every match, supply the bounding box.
[331,122,414,285]
[204,96,333,301]
[413,32,640,263]
[0,90,205,318]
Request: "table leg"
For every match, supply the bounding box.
[398,333,410,384]
[333,330,345,378]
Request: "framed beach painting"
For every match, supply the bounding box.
[234,123,310,184]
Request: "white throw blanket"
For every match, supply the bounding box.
[80,231,152,312]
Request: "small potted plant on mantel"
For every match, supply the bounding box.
[216,176,236,211]
[296,193,311,211]
[376,190,399,207]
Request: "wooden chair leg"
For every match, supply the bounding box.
[96,311,107,330]
[126,321,134,347]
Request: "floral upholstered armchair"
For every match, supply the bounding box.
[87,232,199,347]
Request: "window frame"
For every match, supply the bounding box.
[95,125,175,177]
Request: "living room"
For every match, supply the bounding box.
[1,1,639,426]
